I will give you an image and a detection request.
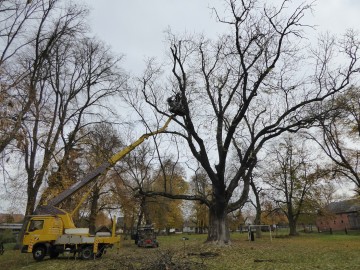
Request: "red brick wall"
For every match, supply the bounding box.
[0,213,24,223]
[316,213,350,231]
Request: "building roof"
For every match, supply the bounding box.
[327,199,360,214]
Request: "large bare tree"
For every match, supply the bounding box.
[18,0,88,215]
[10,1,124,215]
[125,0,360,244]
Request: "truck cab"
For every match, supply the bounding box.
[22,215,65,260]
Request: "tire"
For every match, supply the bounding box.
[33,246,46,261]
[80,246,94,260]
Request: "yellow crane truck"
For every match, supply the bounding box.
[21,116,175,261]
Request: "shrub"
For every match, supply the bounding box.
[0,229,17,244]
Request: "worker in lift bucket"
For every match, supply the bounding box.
[167,93,186,116]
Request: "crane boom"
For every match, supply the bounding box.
[35,117,173,214]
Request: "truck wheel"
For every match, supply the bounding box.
[33,246,46,261]
[80,246,93,260]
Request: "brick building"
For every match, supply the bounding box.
[0,213,24,223]
[316,199,360,231]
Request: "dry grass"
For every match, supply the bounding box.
[1,231,360,270]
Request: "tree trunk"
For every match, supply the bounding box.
[136,208,143,230]
[198,220,204,234]
[207,202,230,244]
[143,197,152,225]
[138,196,152,226]
[250,180,262,238]
[25,187,37,215]
[289,219,298,236]
[89,187,100,235]
[17,190,37,250]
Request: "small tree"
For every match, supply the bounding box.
[113,141,158,229]
[190,169,211,233]
[80,123,122,234]
[264,136,325,235]
[148,160,189,233]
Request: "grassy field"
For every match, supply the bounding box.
[1,231,360,270]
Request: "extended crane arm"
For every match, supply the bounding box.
[42,117,173,210]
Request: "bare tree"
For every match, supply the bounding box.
[0,0,49,153]
[124,0,360,244]
[308,87,360,194]
[12,3,125,215]
[17,0,90,215]
[112,141,158,229]
[38,35,125,208]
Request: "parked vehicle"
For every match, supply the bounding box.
[136,225,159,248]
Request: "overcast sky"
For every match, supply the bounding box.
[83,0,360,74]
